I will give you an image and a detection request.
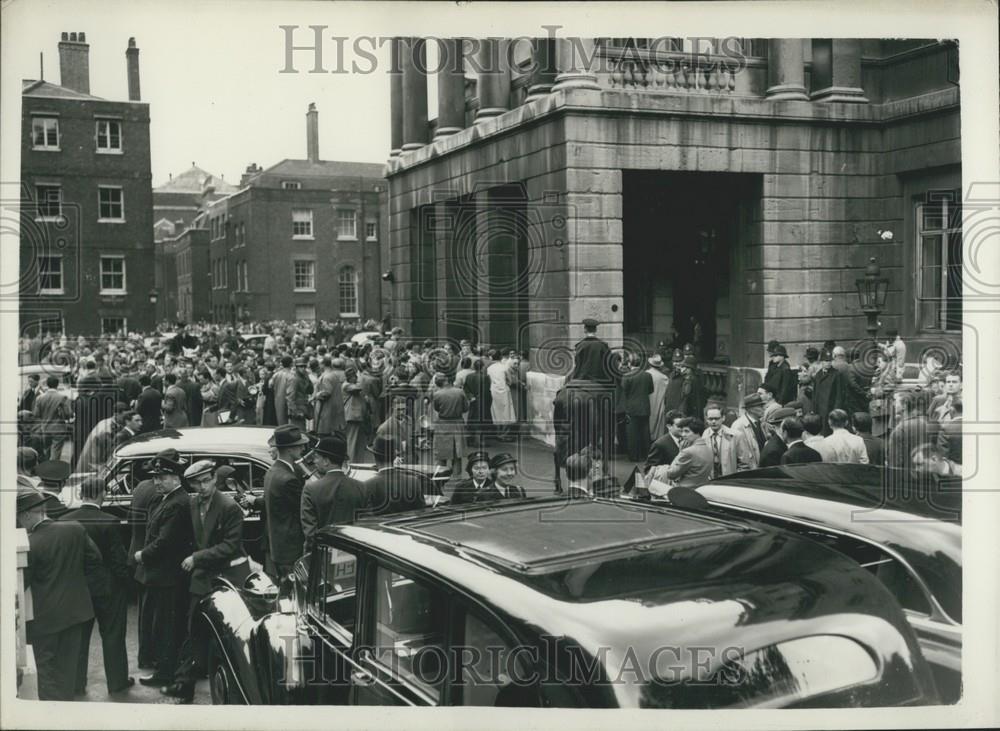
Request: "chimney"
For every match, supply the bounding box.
[126,37,141,101]
[58,31,90,94]
[306,103,319,163]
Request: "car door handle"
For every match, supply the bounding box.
[351,669,375,686]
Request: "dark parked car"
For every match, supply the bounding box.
[679,464,961,703]
[197,497,939,708]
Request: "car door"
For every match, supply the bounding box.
[349,560,452,706]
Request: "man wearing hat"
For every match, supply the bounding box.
[271,355,294,426]
[59,476,133,696]
[811,348,848,435]
[286,357,314,431]
[758,407,797,467]
[449,451,502,505]
[300,435,368,550]
[17,446,40,488]
[365,435,426,515]
[35,459,71,520]
[314,356,346,437]
[730,394,767,471]
[569,318,614,384]
[489,453,528,500]
[17,489,102,700]
[764,344,798,406]
[135,453,194,687]
[162,460,251,702]
[646,353,671,442]
[263,425,310,578]
[676,355,705,418]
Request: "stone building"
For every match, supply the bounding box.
[384,37,962,395]
[20,33,154,336]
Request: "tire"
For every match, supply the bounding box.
[208,641,237,705]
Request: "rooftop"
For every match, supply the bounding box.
[155,164,239,194]
[22,79,107,101]
[256,158,385,181]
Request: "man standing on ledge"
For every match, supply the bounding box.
[570,319,613,383]
[564,319,619,466]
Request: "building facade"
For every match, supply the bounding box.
[20,33,154,336]
[385,38,962,381]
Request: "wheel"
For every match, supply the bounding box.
[208,642,236,705]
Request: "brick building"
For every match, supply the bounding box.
[197,104,389,325]
[20,33,154,336]
[385,38,962,398]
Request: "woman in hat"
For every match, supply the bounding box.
[449,451,499,505]
[489,453,527,500]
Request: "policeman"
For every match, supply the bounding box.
[570,318,613,383]
[34,460,71,520]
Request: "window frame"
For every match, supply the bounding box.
[97,185,125,222]
[95,118,123,154]
[99,254,127,295]
[338,266,359,317]
[365,220,378,242]
[292,209,314,240]
[337,209,358,241]
[914,190,962,333]
[31,116,60,151]
[305,544,360,646]
[282,180,302,190]
[35,184,63,221]
[293,258,316,292]
[100,316,127,336]
[37,255,64,295]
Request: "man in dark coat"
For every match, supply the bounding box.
[300,435,368,550]
[463,360,492,449]
[764,345,798,406]
[162,460,251,702]
[115,410,143,448]
[621,355,654,462]
[364,435,427,516]
[116,362,142,407]
[853,411,886,467]
[285,358,314,431]
[178,365,203,427]
[886,390,932,470]
[811,349,847,435]
[135,375,163,433]
[35,459,71,520]
[570,318,613,383]
[17,490,102,701]
[780,417,824,465]
[59,476,134,696]
[759,408,796,467]
[677,355,706,418]
[263,424,309,578]
[21,373,39,412]
[135,456,193,687]
[643,409,684,475]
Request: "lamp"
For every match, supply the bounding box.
[148,288,159,305]
[855,257,889,341]
[381,270,394,283]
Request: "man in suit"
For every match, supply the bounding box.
[730,394,768,471]
[621,354,654,462]
[313,356,346,437]
[780,417,824,465]
[17,490,102,700]
[21,373,40,412]
[76,401,128,473]
[449,451,503,505]
[764,344,798,406]
[564,452,595,499]
[286,357,314,431]
[162,460,251,703]
[816,408,869,464]
[701,405,740,479]
[135,374,163,433]
[271,355,294,426]
[928,372,962,423]
[163,372,189,424]
[811,348,848,435]
[60,476,134,696]
[644,409,685,476]
[116,361,142,407]
[666,417,715,488]
[35,459,71,520]
[300,435,368,550]
[135,455,193,687]
[177,364,203,427]
[759,407,797,467]
[115,410,143,448]
[263,424,310,579]
[853,411,886,466]
[886,390,932,470]
[570,318,613,383]
[32,375,72,461]
[365,435,427,516]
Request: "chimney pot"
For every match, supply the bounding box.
[306,103,320,163]
[61,32,68,41]
[79,32,86,42]
[128,37,136,48]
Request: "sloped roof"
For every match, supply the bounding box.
[259,159,385,180]
[154,164,239,194]
[22,79,106,101]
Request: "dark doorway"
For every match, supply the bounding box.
[623,171,758,364]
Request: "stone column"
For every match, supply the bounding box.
[765,39,808,100]
[435,38,466,139]
[525,37,558,102]
[552,37,600,91]
[474,38,511,123]
[389,37,403,157]
[812,38,868,103]
[401,37,429,151]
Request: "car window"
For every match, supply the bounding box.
[106,460,135,497]
[372,565,448,702]
[456,610,537,707]
[307,546,358,641]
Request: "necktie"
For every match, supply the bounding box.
[712,432,722,478]
[750,419,766,450]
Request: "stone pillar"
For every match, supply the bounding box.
[389,38,403,157]
[474,38,511,123]
[525,37,558,102]
[552,37,600,91]
[765,39,808,101]
[811,38,868,103]
[435,38,466,139]
[401,37,429,151]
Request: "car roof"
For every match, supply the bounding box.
[115,426,275,461]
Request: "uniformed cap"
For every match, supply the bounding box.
[36,460,71,484]
[490,453,517,470]
[772,345,788,357]
[767,407,797,424]
[582,318,599,330]
[672,349,684,363]
[742,393,764,408]
[184,459,216,482]
[682,355,698,368]
[819,348,833,361]
[466,451,491,470]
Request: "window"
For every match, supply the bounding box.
[98,186,124,221]
[916,190,962,332]
[35,185,62,220]
[293,259,315,291]
[365,220,378,241]
[242,262,249,292]
[38,256,63,294]
[294,304,316,323]
[372,565,448,701]
[101,317,126,335]
[292,209,313,238]
[31,116,59,150]
[307,546,358,639]
[96,119,122,152]
[282,181,302,190]
[337,209,357,240]
[338,266,358,316]
[457,611,529,706]
[100,255,126,294]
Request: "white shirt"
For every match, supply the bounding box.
[815,428,869,464]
